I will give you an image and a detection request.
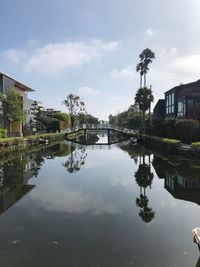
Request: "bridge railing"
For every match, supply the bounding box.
[64,124,136,135]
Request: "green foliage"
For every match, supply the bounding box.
[109,105,142,130]
[63,94,82,115]
[136,48,155,87]
[191,142,200,150]
[0,89,24,122]
[175,119,199,143]
[63,94,86,127]
[75,113,98,124]
[150,119,200,143]
[0,129,7,138]
[51,112,71,124]
[0,133,65,153]
[143,134,181,153]
[135,87,154,112]
[162,138,181,144]
[0,137,25,149]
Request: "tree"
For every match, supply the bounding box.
[76,113,98,125]
[63,94,86,127]
[0,89,24,123]
[136,48,155,88]
[30,102,47,130]
[134,87,154,132]
[136,61,145,89]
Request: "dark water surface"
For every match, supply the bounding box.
[0,141,200,267]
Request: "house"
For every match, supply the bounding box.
[153,99,165,120]
[153,79,200,120]
[0,72,35,136]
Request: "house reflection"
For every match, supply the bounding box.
[152,155,200,205]
[0,156,36,215]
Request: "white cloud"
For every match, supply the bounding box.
[170,53,200,79]
[146,27,155,37]
[111,65,136,80]
[77,86,101,97]
[1,49,27,63]
[146,27,160,38]
[24,39,120,76]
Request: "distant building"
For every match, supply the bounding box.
[44,108,61,116]
[153,79,200,120]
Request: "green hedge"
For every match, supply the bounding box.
[149,119,200,143]
[142,134,181,153]
[0,133,65,153]
[191,142,200,150]
[0,129,7,138]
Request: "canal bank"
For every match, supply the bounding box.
[0,133,65,156]
[140,134,200,157]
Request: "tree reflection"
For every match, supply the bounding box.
[196,257,200,267]
[30,151,45,177]
[63,147,87,173]
[135,155,155,223]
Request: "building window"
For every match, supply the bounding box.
[177,99,186,117]
[195,99,200,108]
[166,92,175,114]
[187,99,194,108]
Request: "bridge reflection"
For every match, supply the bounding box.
[66,127,130,146]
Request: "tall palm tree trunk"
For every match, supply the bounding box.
[144,73,147,87]
[149,102,151,121]
[142,110,145,133]
[140,74,142,88]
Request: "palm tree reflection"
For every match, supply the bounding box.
[135,155,155,223]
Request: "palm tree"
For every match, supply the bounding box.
[138,48,155,87]
[136,61,145,89]
[134,87,154,132]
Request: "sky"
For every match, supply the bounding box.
[0,0,200,120]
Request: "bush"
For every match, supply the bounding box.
[0,129,7,138]
[151,119,200,143]
[143,134,181,153]
[175,119,199,143]
[162,138,181,145]
[191,142,200,150]
[51,113,71,126]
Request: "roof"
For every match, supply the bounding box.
[153,99,165,111]
[0,72,34,92]
[165,79,200,95]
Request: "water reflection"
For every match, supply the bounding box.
[134,155,155,223]
[0,143,72,215]
[120,143,200,223]
[67,130,129,145]
[63,147,87,173]
[196,257,200,267]
[152,155,200,205]
[0,155,36,215]
[0,142,200,266]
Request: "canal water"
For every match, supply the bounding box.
[0,139,200,267]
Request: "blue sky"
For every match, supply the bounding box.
[0,0,200,119]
